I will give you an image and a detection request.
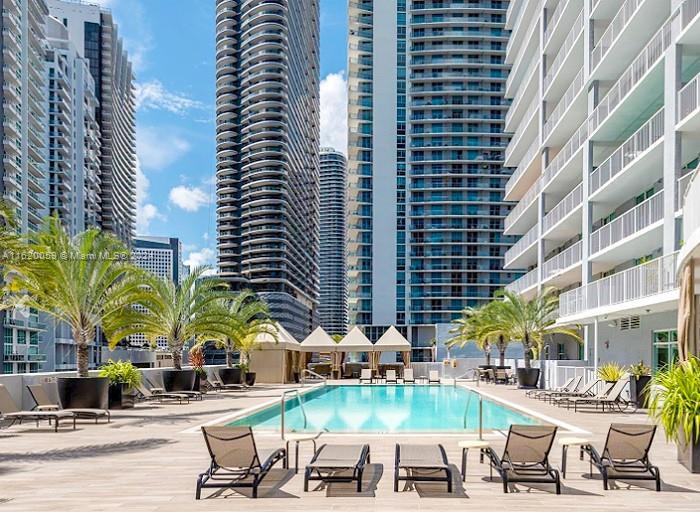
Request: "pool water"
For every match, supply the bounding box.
[228,385,538,433]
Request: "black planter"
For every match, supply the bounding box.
[219,367,242,385]
[629,375,651,408]
[108,383,136,409]
[193,373,201,391]
[244,372,256,386]
[293,371,300,384]
[677,429,700,473]
[516,368,540,388]
[161,369,196,392]
[57,377,109,410]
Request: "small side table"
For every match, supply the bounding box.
[458,439,491,481]
[284,432,323,473]
[558,436,591,478]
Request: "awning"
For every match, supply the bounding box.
[338,326,373,352]
[299,326,338,352]
[374,325,411,352]
[254,322,301,351]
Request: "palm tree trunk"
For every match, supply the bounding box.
[73,328,89,377]
[172,348,182,370]
[523,334,532,369]
[225,349,233,368]
[484,349,491,366]
[498,336,506,367]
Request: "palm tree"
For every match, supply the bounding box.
[0,216,151,377]
[497,287,581,369]
[135,266,233,369]
[210,290,276,368]
[448,305,494,365]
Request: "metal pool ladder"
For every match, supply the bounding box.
[463,390,484,441]
[280,389,309,440]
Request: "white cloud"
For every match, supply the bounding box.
[136,126,191,171]
[320,72,348,155]
[134,80,205,115]
[135,158,165,234]
[184,247,216,268]
[169,185,210,212]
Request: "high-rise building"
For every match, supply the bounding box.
[347,0,518,352]
[46,0,136,245]
[319,148,348,335]
[503,0,699,368]
[215,0,321,341]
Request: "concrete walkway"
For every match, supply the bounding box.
[1,381,698,511]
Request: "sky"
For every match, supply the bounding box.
[97,0,348,268]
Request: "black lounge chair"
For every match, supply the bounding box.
[210,372,242,391]
[584,423,660,491]
[196,426,286,499]
[394,444,453,493]
[485,424,561,494]
[146,377,204,401]
[136,383,190,404]
[27,384,110,424]
[0,384,75,432]
[304,444,370,492]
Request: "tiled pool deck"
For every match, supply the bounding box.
[1,381,699,511]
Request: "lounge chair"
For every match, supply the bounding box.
[136,383,190,404]
[485,424,561,494]
[27,384,110,424]
[210,372,242,391]
[428,370,440,384]
[359,368,373,384]
[584,424,660,491]
[146,377,204,401]
[494,368,511,384]
[557,380,627,412]
[0,384,75,432]
[304,444,371,492]
[402,368,415,384]
[196,426,286,499]
[385,369,398,384]
[547,379,604,404]
[394,444,453,492]
[526,376,577,399]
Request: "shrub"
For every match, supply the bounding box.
[597,362,626,382]
[99,360,142,389]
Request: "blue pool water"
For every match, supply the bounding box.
[228,385,538,433]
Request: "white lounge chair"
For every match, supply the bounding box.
[428,370,440,384]
[359,368,373,384]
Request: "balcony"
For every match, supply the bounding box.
[679,171,700,272]
[504,97,539,168]
[542,182,583,240]
[543,9,584,101]
[504,176,542,235]
[558,252,678,322]
[506,7,541,99]
[504,137,540,201]
[504,223,538,270]
[506,0,541,65]
[505,58,538,132]
[589,190,664,271]
[505,267,538,295]
[677,71,700,131]
[678,0,700,44]
[544,0,582,55]
[542,119,588,196]
[542,240,583,288]
[677,170,697,211]
[543,68,586,147]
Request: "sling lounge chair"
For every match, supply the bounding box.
[494,368,511,384]
[196,426,286,499]
[394,444,453,493]
[147,377,203,401]
[210,372,242,391]
[428,370,440,384]
[359,368,373,384]
[548,380,606,405]
[558,380,627,412]
[0,384,75,432]
[584,424,660,491]
[136,383,190,404]
[527,376,578,399]
[27,384,110,424]
[304,444,370,492]
[385,369,398,384]
[485,424,561,494]
[402,368,415,384]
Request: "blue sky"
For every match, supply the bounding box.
[100,0,348,267]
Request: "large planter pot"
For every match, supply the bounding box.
[629,375,652,408]
[244,372,256,386]
[161,369,196,392]
[677,429,700,473]
[57,377,109,410]
[516,368,540,388]
[108,383,136,409]
[219,367,242,385]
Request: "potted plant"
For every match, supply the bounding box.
[648,357,700,473]
[99,360,141,409]
[597,362,626,384]
[628,360,652,408]
[189,345,209,392]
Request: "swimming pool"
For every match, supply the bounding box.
[228,385,538,433]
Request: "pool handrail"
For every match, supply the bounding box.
[462,388,484,440]
[280,389,309,439]
[301,369,327,387]
[454,368,480,387]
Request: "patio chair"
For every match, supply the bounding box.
[403,368,415,384]
[146,376,204,401]
[359,368,373,384]
[557,380,627,412]
[385,369,398,384]
[135,383,190,404]
[0,384,75,432]
[485,424,561,494]
[547,379,603,404]
[304,444,370,492]
[196,426,286,499]
[584,424,660,491]
[526,376,577,399]
[494,368,511,384]
[27,384,110,424]
[428,370,440,384]
[210,371,242,391]
[394,444,453,492]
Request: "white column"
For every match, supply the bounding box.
[663,41,682,254]
[593,316,599,374]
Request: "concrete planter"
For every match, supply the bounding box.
[161,369,196,392]
[108,383,136,409]
[677,428,700,473]
[57,377,109,410]
[516,368,540,388]
[219,367,242,385]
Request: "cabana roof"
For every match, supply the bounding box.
[337,326,373,352]
[374,325,411,352]
[254,322,300,350]
[299,326,338,352]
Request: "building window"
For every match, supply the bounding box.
[652,329,678,371]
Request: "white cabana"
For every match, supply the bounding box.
[374,325,412,368]
[338,326,373,352]
[254,322,300,350]
[249,322,301,383]
[299,326,338,352]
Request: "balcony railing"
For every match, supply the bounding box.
[677,170,697,208]
[678,71,700,122]
[505,57,538,127]
[590,0,645,71]
[505,137,539,197]
[681,0,700,29]
[543,68,585,140]
[544,0,569,46]
[542,182,583,233]
[505,223,538,267]
[543,9,584,92]
[590,108,664,194]
[589,190,664,255]
[588,18,675,136]
[543,240,583,280]
[543,119,588,187]
[505,96,539,163]
[559,252,678,317]
[505,176,542,232]
[506,267,538,293]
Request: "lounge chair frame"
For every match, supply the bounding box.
[0,384,75,432]
[385,369,398,384]
[428,371,440,385]
[303,444,370,492]
[136,384,190,404]
[394,444,453,493]
[27,384,111,424]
